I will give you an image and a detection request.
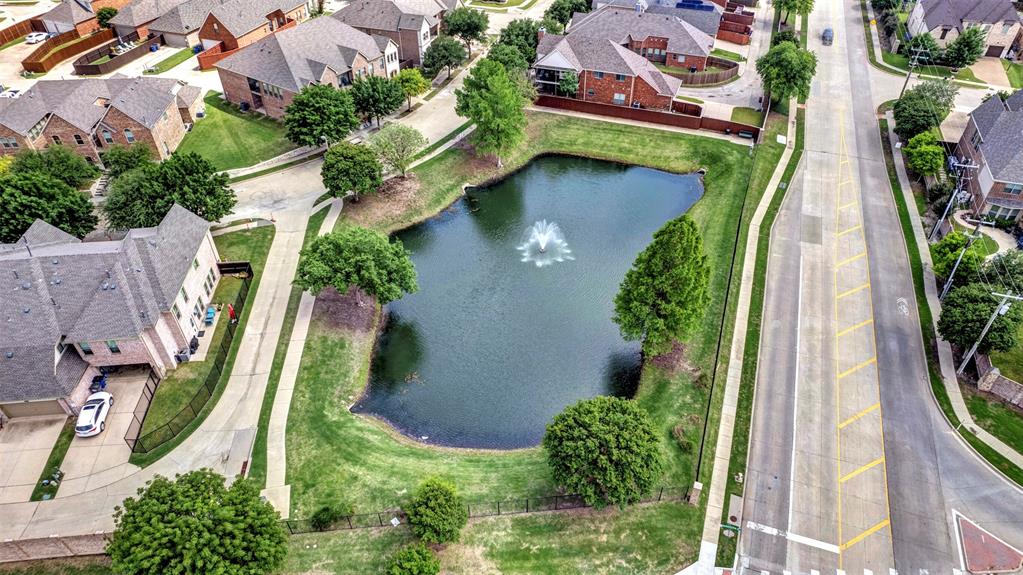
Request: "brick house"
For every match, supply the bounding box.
[957,90,1023,222]
[108,0,193,40]
[37,0,134,36]
[0,76,203,165]
[907,0,1022,58]
[591,0,723,39]
[215,17,399,119]
[0,206,221,419]
[333,0,461,68]
[197,0,308,52]
[533,5,716,109]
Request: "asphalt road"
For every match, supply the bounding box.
[740,0,1023,573]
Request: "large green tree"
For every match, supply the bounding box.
[774,0,814,24]
[455,59,526,166]
[294,226,418,303]
[543,0,588,26]
[394,68,431,111]
[422,35,466,78]
[558,70,579,97]
[498,19,542,62]
[930,231,985,281]
[320,142,382,201]
[443,7,489,55]
[943,26,985,69]
[0,172,97,242]
[903,33,942,63]
[97,6,117,28]
[903,131,945,175]
[403,477,468,544]
[892,91,942,140]
[756,41,817,103]
[938,283,1023,354]
[613,215,710,356]
[351,76,404,127]
[542,396,662,509]
[11,145,100,189]
[284,84,360,146]
[107,469,287,575]
[487,43,529,73]
[983,251,1023,292]
[369,123,427,177]
[102,152,234,228]
[100,144,153,180]
[908,79,958,120]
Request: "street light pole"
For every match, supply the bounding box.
[957,291,1023,374]
[939,219,983,301]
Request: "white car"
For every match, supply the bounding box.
[0,89,21,99]
[25,32,49,44]
[75,392,114,437]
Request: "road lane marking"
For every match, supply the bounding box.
[841,519,890,551]
[840,200,858,210]
[838,224,862,237]
[837,357,876,379]
[837,283,870,299]
[744,521,840,554]
[837,318,874,337]
[838,402,880,429]
[837,252,866,267]
[787,255,804,531]
[840,456,885,483]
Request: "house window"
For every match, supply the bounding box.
[213,23,219,33]
[27,118,45,140]
[80,342,93,355]
[970,129,982,149]
[180,286,190,303]
[172,303,182,319]
[613,93,626,105]
[1005,183,1023,195]
[593,71,604,79]
[207,267,216,283]
[51,135,62,145]
[615,74,626,82]
[124,129,135,143]
[73,134,85,145]
[102,130,113,144]
[0,137,18,149]
[192,302,202,319]
[106,340,121,354]
[1003,23,1014,35]
[192,257,200,270]
[940,27,950,39]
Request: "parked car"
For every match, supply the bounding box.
[822,27,834,46]
[25,32,49,44]
[0,89,21,99]
[75,392,114,437]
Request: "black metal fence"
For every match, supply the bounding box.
[282,486,689,535]
[124,263,252,454]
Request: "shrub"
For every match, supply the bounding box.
[387,543,440,575]
[404,477,468,544]
[310,502,354,531]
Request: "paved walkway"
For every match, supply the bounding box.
[526,106,754,146]
[951,209,1018,256]
[885,111,1023,471]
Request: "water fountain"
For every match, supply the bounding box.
[517,220,574,267]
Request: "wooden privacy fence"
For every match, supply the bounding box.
[23,29,115,73]
[0,19,41,47]
[73,33,163,76]
[663,56,740,85]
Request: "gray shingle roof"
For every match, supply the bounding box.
[0,206,212,402]
[920,0,1020,33]
[148,0,227,35]
[217,17,388,92]
[40,0,95,27]
[333,0,450,32]
[109,0,192,28]
[537,32,682,96]
[970,90,1023,185]
[591,0,722,37]
[568,6,714,57]
[208,0,307,37]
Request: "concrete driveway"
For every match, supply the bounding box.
[56,369,148,499]
[970,57,1012,89]
[0,416,66,504]
[0,40,40,92]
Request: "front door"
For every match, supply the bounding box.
[986,45,1004,57]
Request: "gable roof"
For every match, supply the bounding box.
[590,0,722,37]
[970,90,1023,184]
[919,0,1020,32]
[332,0,454,31]
[206,0,306,37]
[39,0,95,27]
[109,0,192,28]
[567,6,715,57]
[148,0,226,35]
[536,32,682,96]
[217,17,390,92]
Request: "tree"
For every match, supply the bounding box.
[294,227,418,303]
[487,43,529,73]
[903,33,942,63]
[984,251,1023,292]
[544,0,588,26]
[892,92,941,140]
[320,142,382,201]
[0,173,97,243]
[498,19,542,62]
[100,144,153,180]
[284,84,360,146]
[938,283,1023,354]
[444,7,489,55]
[539,16,565,35]
[879,11,899,38]
[369,124,427,177]
[558,70,579,97]
[943,26,985,69]
[350,76,404,127]
[542,396,662,509]
[455,59,526,166]
[907,79,958,119]
[102,152,234,228]
[310,501,354,531]
[11,145,100,189]
[395,68,431,111]
[903,131,945,176]
[772,30,798,46]
[404,477,468,544]
[422,35,466,78]
[774,0,814,24]
[930,231,985,280]
[387,544,440,575]
[613,215,710,356]
[756,41,817,103]
[107,469,287,575]
[97,7,117,28]
[871,0,898,10]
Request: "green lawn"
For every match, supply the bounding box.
[879,50,982,83]
[284,111,756,574]
[990,323,1023,383]
[129,225,275,465]
[730,106,763,126]
[0,560,113,575]
[676,95,703,104]
[144,48,194,75]
[964,387,1023,457]
[177,92,297,171]
[1003,59,1023,89]
[29,417,76,501]
[952,221,1000,257]
[710,48,745,62]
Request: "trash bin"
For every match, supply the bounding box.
[150,43,159,52]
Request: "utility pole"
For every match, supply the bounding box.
[929,156,980,243]
[939,218,983,300]
[957,291,1023,375]
[900,46,929,98]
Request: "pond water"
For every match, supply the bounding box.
[352,155,703,448]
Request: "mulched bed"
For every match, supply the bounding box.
[314,286,376,333]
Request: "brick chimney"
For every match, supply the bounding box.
[538,26,546,43]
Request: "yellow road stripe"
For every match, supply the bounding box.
[838,225,862,237]
[838,179,854,186]
[837,318,874,337]
[839,201,858,210]
[837,283,870,299]
[841,519,891,551]
[840,456,885,483]
[837,252,866,267]
[839,402,880,429]
[838,357,876,379]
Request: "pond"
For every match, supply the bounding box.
[352,155,703,448]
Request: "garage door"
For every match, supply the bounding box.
[986,45,1004,57]
[0,400,66,418]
